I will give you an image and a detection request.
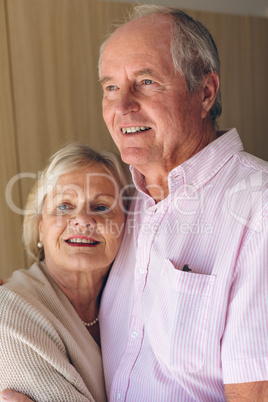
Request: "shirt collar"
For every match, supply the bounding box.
[130,128,243,197]
[130,164,148,195]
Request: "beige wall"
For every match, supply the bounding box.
[1,0,267,279]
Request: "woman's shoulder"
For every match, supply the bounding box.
[0,263,57,319]
[0,263,65,347]
[2,262,50,294]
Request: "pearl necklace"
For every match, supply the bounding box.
[82,316,99,327]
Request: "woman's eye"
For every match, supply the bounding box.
[95,205,111,213]
[57,204,73,212]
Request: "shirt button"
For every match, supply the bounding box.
[131,330,138,339]
[115,392,121,400]
[139,267,146,275]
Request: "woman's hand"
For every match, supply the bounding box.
[0,390,32,401]
[0,279,3,285]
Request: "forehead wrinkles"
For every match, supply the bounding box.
[101,20,175,81]
[109,13,173,45]
[53,174,119,200]
[52,183,84,198]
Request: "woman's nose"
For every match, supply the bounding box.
[69,210,96,229]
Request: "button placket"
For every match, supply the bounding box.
[111,200,170,401]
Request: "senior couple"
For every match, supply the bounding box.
[0,5,267,402]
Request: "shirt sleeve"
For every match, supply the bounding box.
[221,213,268,384]
[0,288,95,402]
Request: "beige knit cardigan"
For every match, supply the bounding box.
[0,262,106,401]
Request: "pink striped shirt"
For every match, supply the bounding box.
[100,129,268,401]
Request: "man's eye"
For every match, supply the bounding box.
[143,79,154,85]
[107,85,117,91]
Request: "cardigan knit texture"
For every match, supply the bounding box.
[0,262,106,401]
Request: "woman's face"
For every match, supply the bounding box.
[39,164,126,277]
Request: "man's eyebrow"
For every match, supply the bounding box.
[99,76,112,86]
[99,68,156,86]
[134,68,156,78]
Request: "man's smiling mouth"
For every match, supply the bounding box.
[121,126,151,134]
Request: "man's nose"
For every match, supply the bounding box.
[115,90,140,114]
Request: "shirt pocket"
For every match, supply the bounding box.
[145,259,216,373]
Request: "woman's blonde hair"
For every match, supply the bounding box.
[23,143,130,265]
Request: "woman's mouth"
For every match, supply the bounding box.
[65,237,100,247]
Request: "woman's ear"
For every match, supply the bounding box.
[38,219,43,242]
[201,72,220,119]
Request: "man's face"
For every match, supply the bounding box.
[100,15,207,176]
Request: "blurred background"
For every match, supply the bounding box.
[1,0,267,278]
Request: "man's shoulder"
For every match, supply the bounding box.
[235,151,268,173]
[231,151,268,221]
[233,151,268,194]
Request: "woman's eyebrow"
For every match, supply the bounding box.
[91,193,116,201]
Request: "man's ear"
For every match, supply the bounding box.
[201,72,220,119]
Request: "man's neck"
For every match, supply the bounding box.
[141,124,218,202]
[145,174,170,202]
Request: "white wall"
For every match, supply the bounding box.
[104,0,268,18]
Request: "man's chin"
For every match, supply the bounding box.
[120,148,148,167]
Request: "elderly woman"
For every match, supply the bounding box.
[0,143,128,401]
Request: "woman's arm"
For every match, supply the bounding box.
[0,288,95,402]
[0,390,32,401]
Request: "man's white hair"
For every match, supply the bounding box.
[99,4,221,123]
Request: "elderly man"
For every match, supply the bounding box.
[1,5,267,402]
[98,5,267,401]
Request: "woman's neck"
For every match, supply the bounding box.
[47,265,109,347]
